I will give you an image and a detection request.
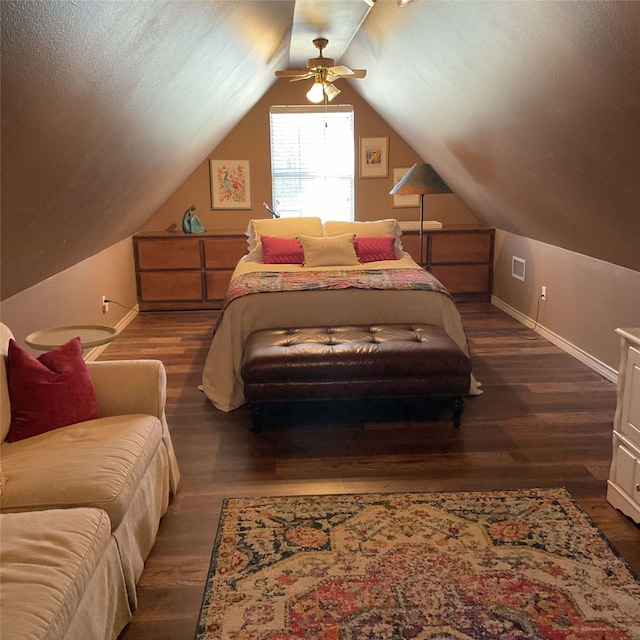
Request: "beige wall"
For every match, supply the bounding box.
[493,230,640,376]
[0,238,138,354]
[143,79,478,233]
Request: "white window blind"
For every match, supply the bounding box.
[269,105,354,222]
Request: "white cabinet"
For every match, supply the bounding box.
[607,328,640,522]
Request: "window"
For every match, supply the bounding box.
[269,105,354,222]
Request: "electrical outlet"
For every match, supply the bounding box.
[102,296,109,313]
[541,286,547,301]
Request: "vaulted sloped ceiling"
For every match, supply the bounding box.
[2,0,639,300]
[343,1,640,273]
[1,0,294,299]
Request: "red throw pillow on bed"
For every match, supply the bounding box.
[354,236,398,263]
[5,337,101,442]
[261,235,304,264]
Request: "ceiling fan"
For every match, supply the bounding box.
[275,38,367,103]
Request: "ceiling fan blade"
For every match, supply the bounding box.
[289,73,314,83]
[328,65,367,79]
[275,69,311,78]
[328,65,354,76]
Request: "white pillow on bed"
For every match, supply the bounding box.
[323,219,398,236]
[323,219,404,257]
[298,233,359,268]
[245,217,324,261]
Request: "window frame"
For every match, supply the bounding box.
[269,104,355,222]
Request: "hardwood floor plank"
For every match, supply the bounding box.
[103,304,640,640]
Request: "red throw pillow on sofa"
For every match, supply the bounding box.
[5,337,100,442]
[354,236,398,263]
[261,235,304,264]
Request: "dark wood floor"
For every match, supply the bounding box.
[104,303,640,640]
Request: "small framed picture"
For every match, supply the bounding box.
[392,167,420,208]
[359,136,388,178]
[210,160,252,209]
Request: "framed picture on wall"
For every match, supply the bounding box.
[210,160,252,209]
[392,167,421,208]
[359,136,388,178]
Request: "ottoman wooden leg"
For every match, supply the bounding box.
[452,397,465,427]
[249,403,263,434]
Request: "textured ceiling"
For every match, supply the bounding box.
[343,1,640,273]
[289,0,371,66]
[1,0,293,299]
[2,0,639,300]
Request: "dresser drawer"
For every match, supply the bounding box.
[203,237,247,269]
[135,238,202,270]
[620,345,640,444]
[612,440,640,505]
[206,270,235,302]
[430,232,492,264]
[400,234,423,264]
[138,271,203,302]
[430,264,491,294]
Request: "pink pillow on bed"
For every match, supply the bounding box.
[354,236,398,263]
[261,235,304,264]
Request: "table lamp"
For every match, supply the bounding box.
[390,163,452,265]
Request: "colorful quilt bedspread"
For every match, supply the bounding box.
[223,267,451,311]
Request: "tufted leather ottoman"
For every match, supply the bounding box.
[241,324,472,431]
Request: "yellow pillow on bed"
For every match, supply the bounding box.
[298,233,359,268]
[323,219,404,257]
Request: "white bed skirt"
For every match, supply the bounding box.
[202,287,482,413]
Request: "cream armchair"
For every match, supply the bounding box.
[86,357,180,495]
[0,323,180,640]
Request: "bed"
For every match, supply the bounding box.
[201,218,482,413]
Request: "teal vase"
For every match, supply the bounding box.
[182,207,206,234]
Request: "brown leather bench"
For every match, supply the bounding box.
[241,324,472,432]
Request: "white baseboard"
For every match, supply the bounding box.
[84,305,139,361]
[491,295,618,384]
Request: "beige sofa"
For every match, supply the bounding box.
[1,508,131,640]
[0,323,180,640]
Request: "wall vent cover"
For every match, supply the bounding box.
[512,256,526,281]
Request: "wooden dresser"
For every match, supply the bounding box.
[401,225,495,302]
[133,224,494,310]
[133,231,247,311]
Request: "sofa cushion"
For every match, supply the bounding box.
[6,337,100,442]
[0,414,163,530]
[0,508,116,640]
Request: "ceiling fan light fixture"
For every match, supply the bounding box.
[397,0,418,6]
[306,81,325,103]
[324,82,341,102]
[277,38,367,102]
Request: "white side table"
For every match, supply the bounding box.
[25,325,118,351]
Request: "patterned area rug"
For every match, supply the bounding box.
[195,488,640,639]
